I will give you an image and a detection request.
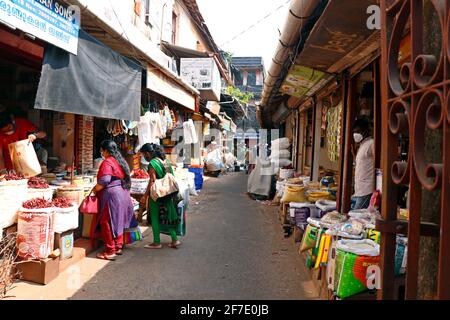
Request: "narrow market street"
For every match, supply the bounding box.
[7,172,318,300]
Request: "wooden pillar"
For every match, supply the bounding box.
[373,59,382,170]
[340,76,357,214]
[311,98,322,182]
[336,82,347,212]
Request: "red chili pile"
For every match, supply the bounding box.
[3,170,25,181]
[52,197,74,208]
[28,177,50,189]
[23,198,53,209]
[132,169,149,179]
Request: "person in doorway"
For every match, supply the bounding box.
[351,118,375,210]
[0,112,47,170]
[91,140,135,260]
[140,143,181,249]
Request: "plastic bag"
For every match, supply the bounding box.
[336,239,380,256]
[271,158,292,168]
[279,169,295,180]
[314,233,332,269]
[17,207,55,260]
[281,185,306,203]
[271,138,291,150]
[53,205,79,233]
[307,190,331,203]
[320,211,348,227]
[270,149,291,160]
[8,139,42,178]
[315,199,336,212]
[300,224,319,252]
[334,241,380,299]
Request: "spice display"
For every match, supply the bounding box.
[52,197,73,208]
[131,169,149,179]
[28,177,50,189]
[0,170,25,181]
[22,198,53,209]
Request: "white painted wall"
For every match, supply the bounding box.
[172,1,211,51]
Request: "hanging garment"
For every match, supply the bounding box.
[149,112,165,140]
[136,112,152,152]
[183,119,198,144]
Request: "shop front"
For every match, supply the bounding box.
[259,0,395,300]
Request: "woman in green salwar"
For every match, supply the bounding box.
[140,143,181,249]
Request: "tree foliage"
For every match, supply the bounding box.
[225,86,254,105]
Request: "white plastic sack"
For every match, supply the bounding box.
[17,207,55,260]
[206,149,224,171]
[271,137,291,150]
[336,239,380,256]
[247,156,274,197]
[271,158,292,168]
[0,179,28,228]
[25,188,54,201]
[315,199,337,212]
[348,209,372,219]
[131,178,150,195]
[270,149,291,160]
[8,139,42,178]
[54,205,79,233]
[279,168,295,179]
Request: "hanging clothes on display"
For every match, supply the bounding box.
[183,119,198,144]
[149,112,165,141]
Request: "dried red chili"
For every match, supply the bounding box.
[23,198,53,209]
[131,169,149,179]
[28,177,50,189]
[2,170,25,181]
[52,197,73,208]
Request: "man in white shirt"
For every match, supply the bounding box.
[351,118,375,210]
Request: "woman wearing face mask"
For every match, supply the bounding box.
[0,111,46,170]
[351,118,375,210]
[91,140,136,260]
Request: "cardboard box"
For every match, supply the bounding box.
[15,257,60,285]
[54,230,74,260]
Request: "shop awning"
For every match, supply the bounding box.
[34,29,142,121]
[294,0,379,73]
[147,66,197,111]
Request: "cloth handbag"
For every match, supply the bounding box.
[123,227,143,244]
[150,159,179,201]
[80,190,99,214]
[159,201,186,237]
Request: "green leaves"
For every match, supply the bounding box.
[225,86,254,105]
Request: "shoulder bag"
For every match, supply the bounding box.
[149,159,179,201]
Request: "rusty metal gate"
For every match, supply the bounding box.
[379,0,450,299]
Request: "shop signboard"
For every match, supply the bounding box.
[0,0,80,54]
[280,65,327,98]
[180,58,221,102]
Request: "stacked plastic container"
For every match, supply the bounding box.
[188,167,204,190]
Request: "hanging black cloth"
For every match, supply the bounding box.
[34,29,142,121]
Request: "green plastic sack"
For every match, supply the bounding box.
[300,225,318,252]
[305,249,315,269]
[334,249,380,299]
[312,228,327,257]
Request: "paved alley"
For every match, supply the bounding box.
[8,172,317,300]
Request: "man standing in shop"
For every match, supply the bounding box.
[351,117,375,210]
[0,111,47,170]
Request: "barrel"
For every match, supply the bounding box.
[56,187,85,207]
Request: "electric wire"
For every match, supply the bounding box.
[219,0,291,48]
